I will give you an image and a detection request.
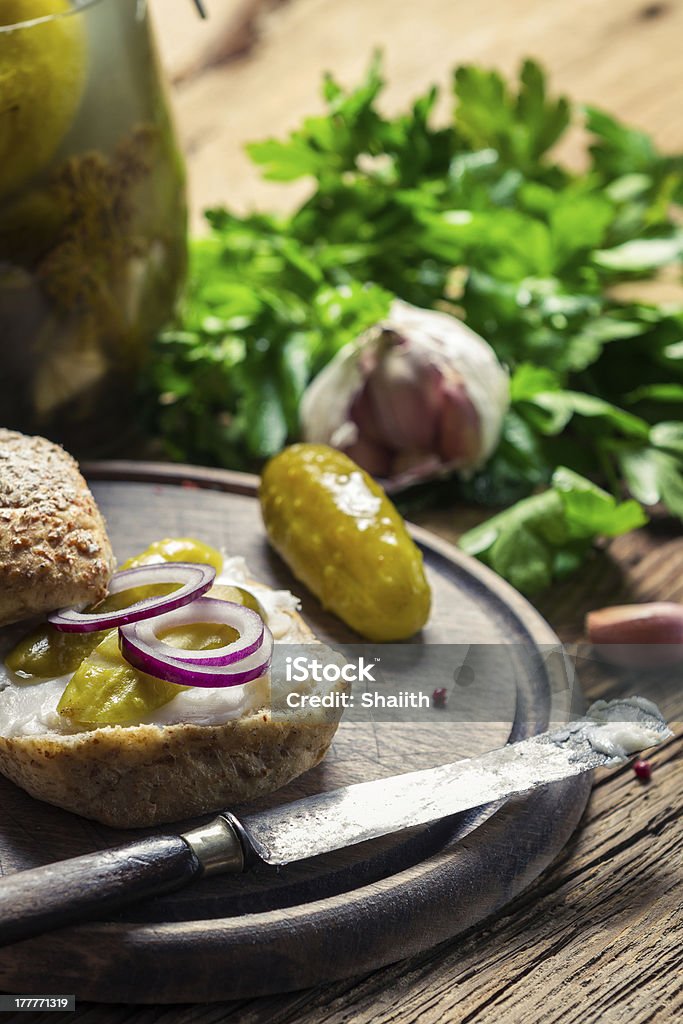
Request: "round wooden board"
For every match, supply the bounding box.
[0,462,591,1003]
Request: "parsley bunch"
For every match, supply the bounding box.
[147,57,683,594]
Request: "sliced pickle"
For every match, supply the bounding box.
[5,626,105,681]
[5,584,173,680]
[56,630,184,726]
[122,538,223,573]
[158,620,238,650]
[89,581,178,614]
[57,620,241,726]
[5,537,224,679]
[5,536,267,725]
[209,583,266,619]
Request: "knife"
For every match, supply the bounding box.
[0,697,670,947]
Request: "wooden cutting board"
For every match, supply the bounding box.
[0,462,591,1004]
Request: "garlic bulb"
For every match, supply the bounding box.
[300,300,509,484]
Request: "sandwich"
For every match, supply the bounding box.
[0,431,344,828]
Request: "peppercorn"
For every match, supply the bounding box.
[633,759,652,782]
[432,687,448,708]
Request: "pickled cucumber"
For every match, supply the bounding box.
[56,619,236,727]
[259,444,431,641]
[0,0,87,200]
[122,538,223,573]
[210,583,266,619]
[5,537,226,681]
[57,595,252,727]
[3,536,267,726]
[5,625,104,680]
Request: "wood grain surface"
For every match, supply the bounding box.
[12,1,683,1020]
[149,0,683,230]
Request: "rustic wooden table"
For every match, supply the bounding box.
[31,1,683,1019]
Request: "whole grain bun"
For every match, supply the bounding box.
[0,601,343,828]
[0,429,114,627]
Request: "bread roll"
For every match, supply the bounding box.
[0,429,113,627]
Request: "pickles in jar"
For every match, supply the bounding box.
[259,444,431,641]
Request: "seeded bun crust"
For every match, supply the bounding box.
[0,602,344,828]
[0,429,114,627]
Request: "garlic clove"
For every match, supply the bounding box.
[586,602,683,668]
[344,437,394,478]
[436,376,482,465]
[365,343,443,452]
[349,383,386,445]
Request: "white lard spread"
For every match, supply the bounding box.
[0,557,312,737]
[581,697,666,758]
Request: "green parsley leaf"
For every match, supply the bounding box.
[145,53,683,565]
[459,468,648,595]
[454,59,570,171]
[593,234,683,272]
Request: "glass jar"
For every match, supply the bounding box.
[0,0,187,456]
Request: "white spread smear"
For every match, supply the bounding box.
[0,674,74,738]
[0,556,324,737]
[546,697,669,762]
[582,721,663,758]
[580,697,667,759]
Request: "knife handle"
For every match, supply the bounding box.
[0,814,249,947]
[0,829,216,947]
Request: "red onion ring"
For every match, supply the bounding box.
[119,599,273,688]
[48,563,216,633]
[124,597,265,665]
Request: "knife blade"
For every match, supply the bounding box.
[0,697,670,947]
[238,696,671,865]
